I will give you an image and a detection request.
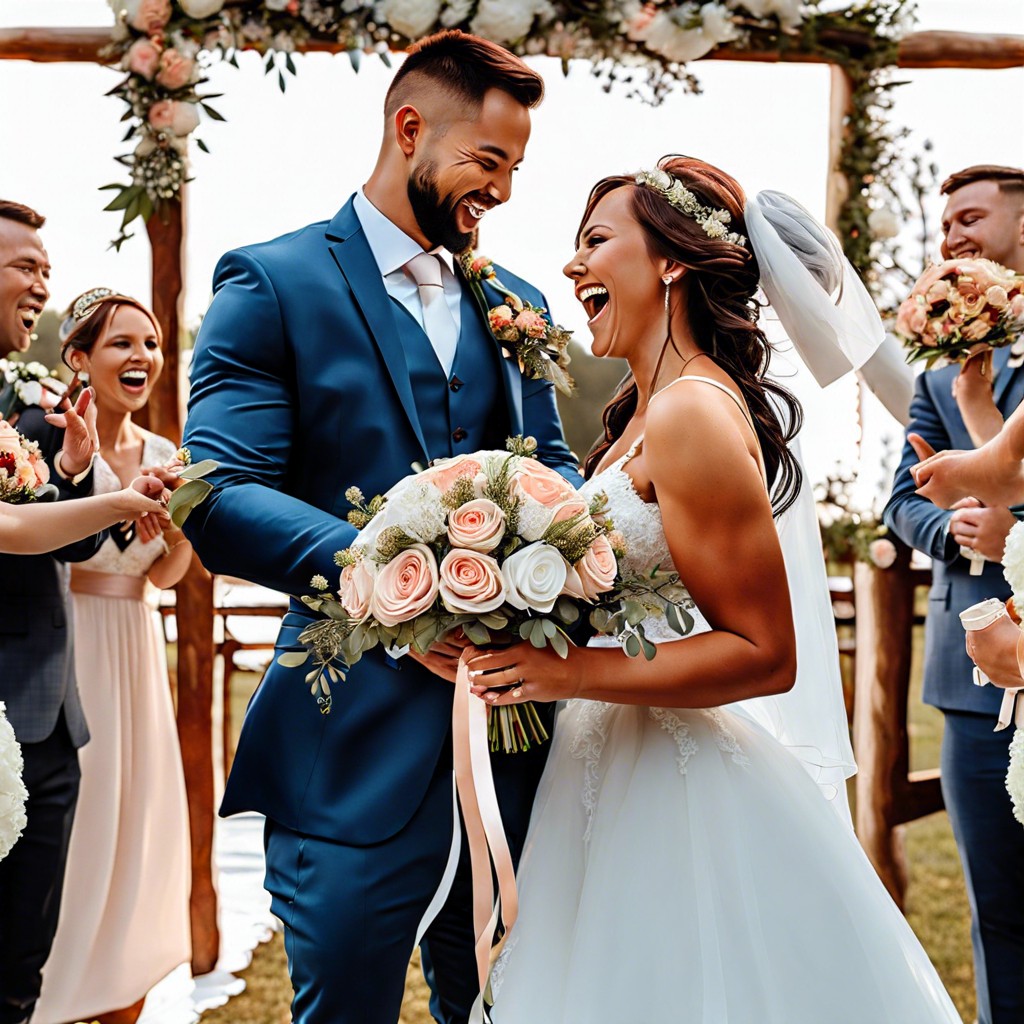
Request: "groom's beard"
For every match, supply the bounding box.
[408,162,473,254]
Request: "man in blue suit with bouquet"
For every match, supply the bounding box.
[182,31,579,1024]
[884,164,1024,1024]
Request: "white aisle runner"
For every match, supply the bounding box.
[138,812,278,1024]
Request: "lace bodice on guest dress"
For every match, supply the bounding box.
[79,433,177,578]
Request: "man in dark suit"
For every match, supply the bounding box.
[0,201,102,1024]
[884,165,1024,1024]
[182,32,579,1024]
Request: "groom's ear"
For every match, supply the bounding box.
[394,105,423,156]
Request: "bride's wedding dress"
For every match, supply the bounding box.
[491,380,961,1023]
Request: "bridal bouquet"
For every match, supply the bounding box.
[285,437,695,751]
[0,701,27,863]
[0,418,56,504]
[896,257,1024,369]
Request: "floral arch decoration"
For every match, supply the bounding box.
[105,0,912,281]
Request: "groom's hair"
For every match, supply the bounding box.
[0,200,45,229]
[941,164,1024,201]
[384,30,544,121]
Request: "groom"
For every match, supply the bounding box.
[181,31,579,1024]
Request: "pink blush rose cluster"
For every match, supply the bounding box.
[896,258,1024,368]
[0,419,51,503]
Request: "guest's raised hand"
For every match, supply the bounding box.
[44,384,99,478]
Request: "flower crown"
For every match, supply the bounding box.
[634,168,747,247]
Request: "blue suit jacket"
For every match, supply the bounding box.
[883,347,1024,714]
[182,198,580,844]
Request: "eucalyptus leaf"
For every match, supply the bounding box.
[528,620,547,649]
[177,459,218,481]
[540,618,557,639]
[463,620,491,646]
[168,478,213,528]
[640,635,657,661]
[550,631,568,658]
[519,620,534,640]
[624,599,647,627]
[624,632,641,659]
[304,668,320,684]
[555,598,579,624]
[276,651,309,668]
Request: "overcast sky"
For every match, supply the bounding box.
[1,0,1022,489]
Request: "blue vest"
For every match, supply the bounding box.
[391,285,507,461]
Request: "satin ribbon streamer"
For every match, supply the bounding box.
[452,651,519,1021]
[995,686,1024,732]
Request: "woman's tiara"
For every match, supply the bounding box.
[634,168,747,247]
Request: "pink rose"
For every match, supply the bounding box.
[513,459,576,509]
[424,456,482,495]
[447,498,506,553]
[128,0,172,34]
[0,421,22,456]
[550,498,593,530]
[957,280,986,317]
[148,99,200,137]
[488,304,514,332]
[906,307,929,336]
[471,256,493,276]
[924,280,951,306]
[868,538,897,569]
[438,549,505,614]
[1009,294,1024,320]
[156,48,197,89]
[125,38,161,79]
[28,453,49,487]
[370,544,439,626]
[513,309,547,339]
[986,285,1010,311]
[962,319,992,342]
[573,534,618,601]
[338,559,375,621]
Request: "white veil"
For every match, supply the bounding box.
[730,191,884,825]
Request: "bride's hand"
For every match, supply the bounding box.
[406,628,471,684]
[466,640,582,705]
[965,615,1024,689]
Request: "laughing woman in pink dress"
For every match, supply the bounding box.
[34,291,191,1024]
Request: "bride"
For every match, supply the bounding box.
[465,155,961,1022]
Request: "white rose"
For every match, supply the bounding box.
[440,0,473,27]
[637,12,716,63]
[701,3,739,45]
[868,205,900,241]
[378,0,442,38]
[178,0,225,16]
[14,381,42,407]
[501,542,567,613]
[470,0,539,44]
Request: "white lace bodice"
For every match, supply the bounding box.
[80,433,176,578]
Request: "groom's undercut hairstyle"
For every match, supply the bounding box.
[384,30,544,125]
[0,200,45,229]
[941,164,1024,202]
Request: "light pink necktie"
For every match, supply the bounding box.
[405,251,458,375]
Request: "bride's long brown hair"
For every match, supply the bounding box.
[581,155,803,517]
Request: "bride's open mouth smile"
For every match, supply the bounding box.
[578,284,610,326]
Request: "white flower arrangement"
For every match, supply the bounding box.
[0,703,27,863]
[1008,729,1024,827]
[1003,520,1024,608]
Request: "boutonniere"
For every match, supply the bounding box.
[460,251,575,396]
[0,359,65,422]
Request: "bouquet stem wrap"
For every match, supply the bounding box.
[452,650,519,1019]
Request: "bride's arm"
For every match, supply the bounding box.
[0,479,168,555]
[470,387,797,707]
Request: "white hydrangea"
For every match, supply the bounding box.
[470,0,544,44]
[701,2,740,45]
[733,0,804,31]
[378,0,443,38]
[1003,520,1024,607]
[1006,728,1024,827]
[0,703,27,863]
[517,496,556,542]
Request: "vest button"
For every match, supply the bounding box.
[449,375,464,392]
[452,427,468,443]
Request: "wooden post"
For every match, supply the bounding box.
[853,542,943,907]
[825,65,853,235]
[145,196,220,974]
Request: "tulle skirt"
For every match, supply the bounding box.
[491,698,961,1024]
[34,592,191,1023]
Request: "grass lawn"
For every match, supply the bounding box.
[202,620,976,1023]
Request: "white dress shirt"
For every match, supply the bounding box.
[353,189,463,374]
